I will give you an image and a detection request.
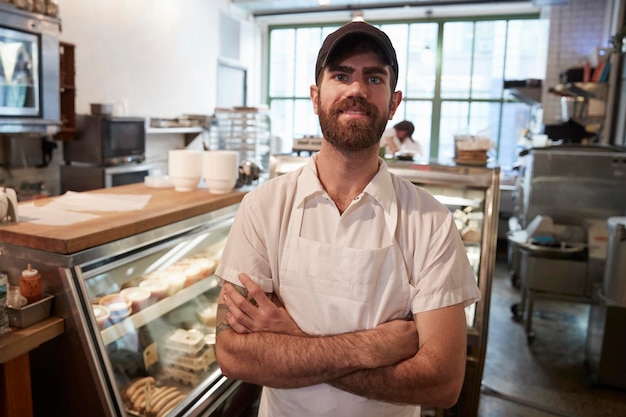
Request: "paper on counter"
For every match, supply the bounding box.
[45,191,152,212]
[18,202,100,226]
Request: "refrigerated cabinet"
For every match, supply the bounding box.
[386,161,499,417]
[0,186,259,417]
[270,155,500,417]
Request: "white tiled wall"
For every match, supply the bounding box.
[543,0,610,124]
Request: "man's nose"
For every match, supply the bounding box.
[345,79,367,97]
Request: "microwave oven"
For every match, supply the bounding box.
[63,115,146,166]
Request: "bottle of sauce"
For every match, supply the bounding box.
[19,264,42,305]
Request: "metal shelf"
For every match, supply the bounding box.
[100,276,219,345]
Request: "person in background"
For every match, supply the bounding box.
[214,20,480,417]
[381,120,423,157]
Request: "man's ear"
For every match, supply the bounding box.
[310,85,320,115]
[388,90,403,120]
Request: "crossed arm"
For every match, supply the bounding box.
[215,273,467,408]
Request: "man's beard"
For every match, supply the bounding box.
[318,97,390,152]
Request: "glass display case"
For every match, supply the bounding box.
[385,160,500,417]
[0,199,260,417]
[84,209,234,417]
[270,155,500,417]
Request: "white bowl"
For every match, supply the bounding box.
[170,176,200,192]
[205,178,237,194]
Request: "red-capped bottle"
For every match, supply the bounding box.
[19,264,42,305]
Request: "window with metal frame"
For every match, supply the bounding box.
[267,16,548,170]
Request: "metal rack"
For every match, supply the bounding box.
[208,107,271,176]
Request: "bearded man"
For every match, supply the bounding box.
[215,20,480,417]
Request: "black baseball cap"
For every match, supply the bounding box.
[315,21,399,90]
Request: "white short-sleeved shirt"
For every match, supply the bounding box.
[216,155,480,417]
[400,138,423,156]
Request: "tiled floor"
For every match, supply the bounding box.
[478,255,626,417]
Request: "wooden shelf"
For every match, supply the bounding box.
[0,317,65,364]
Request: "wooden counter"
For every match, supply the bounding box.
[0,184,246,254]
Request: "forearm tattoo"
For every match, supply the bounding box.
[216,284,249,335]
[216,304,231,335]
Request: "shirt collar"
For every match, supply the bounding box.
[294,154,396,213]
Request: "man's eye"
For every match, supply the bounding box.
[334,73,348,81]
[369,76,382,84]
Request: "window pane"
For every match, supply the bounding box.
[404,100,433,160]
[468,101,501,162]
[441,22,474,99]
[269,29,296,97]
[294,27,323,97]
[269,98,320,150]
[269,99,294,145]
[439,101,470,162]
[294,98,319,138]
[380,24,408,93]
[468,101,500,139]
[405,23,438,98]
[267,17,545,166]
[471,20,506,99]
[505,20,549,80]
[499,102,533,170]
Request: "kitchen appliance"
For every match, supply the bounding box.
[586,217,626,389]
[0,3,61,134]
[63,115,146,166]
[509,145,626,344]
[516,145,626,229]
[512,145,626,281]
[61,114,150,192]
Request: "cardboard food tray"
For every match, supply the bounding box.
[8,293,54,328]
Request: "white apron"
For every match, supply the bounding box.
[258,192,421,417]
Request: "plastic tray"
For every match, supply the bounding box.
[8,293,54,328]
